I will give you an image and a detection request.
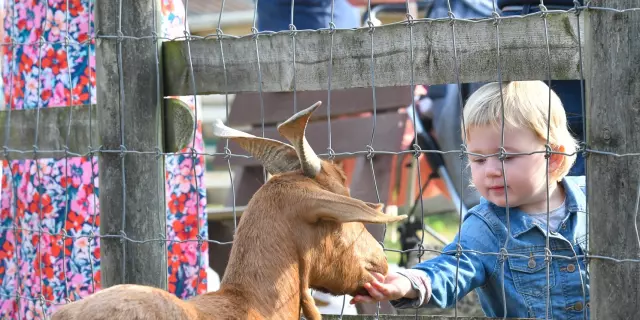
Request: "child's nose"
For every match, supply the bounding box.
[485,158,503,177]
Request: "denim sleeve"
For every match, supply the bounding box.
[392,213,500,309]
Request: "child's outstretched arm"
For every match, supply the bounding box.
[352,212,501,309]
[348,271,419,304]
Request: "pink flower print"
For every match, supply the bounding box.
[0,297,15,315]
[31,2,46,30]
[72,237,90,261]
[38,161,52,176]
[75,237,89,250]
[24,308,36,320]
[25,75,39,98]
[68,273,85,295]
[45,9,66,41]
[194,161,203,176]
[179,158,193,176]
[65,158,93,189]
[6,262,18,280]
[1,187,11,214]
[17,177,35,205]
[22,275,38,299]
[39,232,52,254]
[1,2,209,318]
[50,82,67,106]
[183,241,198,265]
[185,197,197,216]
[77,13,90,37]
[81,158,96,184]
[71,185,96,215]
[174,174,192,194]
[22,42,39,71]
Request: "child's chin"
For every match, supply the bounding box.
[495,201,521,208]
[487,196,515,208]
[480,191,518,207]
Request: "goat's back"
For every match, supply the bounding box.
[51,284,198,320]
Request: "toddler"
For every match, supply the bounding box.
[351,81,590,319]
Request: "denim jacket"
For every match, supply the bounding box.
[392,176,590,319]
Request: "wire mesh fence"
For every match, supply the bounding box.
[0,0,638,319]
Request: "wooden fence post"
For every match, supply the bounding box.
[585,2,640,318]
[95,0,167,289]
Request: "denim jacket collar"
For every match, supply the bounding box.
[481,176,587,246]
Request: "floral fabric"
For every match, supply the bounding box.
[0,1,208,319]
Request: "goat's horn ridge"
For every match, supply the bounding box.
[277,101,323,178]
[212,119,302,175]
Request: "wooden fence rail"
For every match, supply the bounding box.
[163,13,584,95]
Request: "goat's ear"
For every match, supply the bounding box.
[365,202,385,212]
[277,102,323,178]
[302,188,407,224]
[212,119,302,175]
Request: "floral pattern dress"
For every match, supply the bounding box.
[0,1,208,319]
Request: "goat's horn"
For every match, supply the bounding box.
[212,119,302,175]
[277,101,323,178]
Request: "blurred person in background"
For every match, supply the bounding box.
[256,0,361,31]
[0,1,208,319]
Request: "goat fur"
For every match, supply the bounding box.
[51,101,406,320]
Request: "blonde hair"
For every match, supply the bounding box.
[462,81,579,181]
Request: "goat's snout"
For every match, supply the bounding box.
[365,261,388,278]
[349,263,389,298]
[361,257,389,288]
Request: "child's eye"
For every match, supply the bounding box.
[471,158,485,164]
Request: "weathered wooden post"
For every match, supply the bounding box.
[95,0,167,289]
[585,1,640,318]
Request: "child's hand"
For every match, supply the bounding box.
[350,271,417,304]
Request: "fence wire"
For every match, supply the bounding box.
[0,0,638,320]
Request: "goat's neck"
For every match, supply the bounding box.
[191,214,305,319]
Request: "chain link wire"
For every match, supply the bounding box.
[0,1,640,320]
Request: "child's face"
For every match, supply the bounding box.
[466,124,560,213]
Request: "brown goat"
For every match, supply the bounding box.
[51,101,406,320]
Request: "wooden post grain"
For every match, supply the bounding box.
[585,2,640,318]
[95,0,167,289]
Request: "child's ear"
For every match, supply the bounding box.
[548,144,566,177]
